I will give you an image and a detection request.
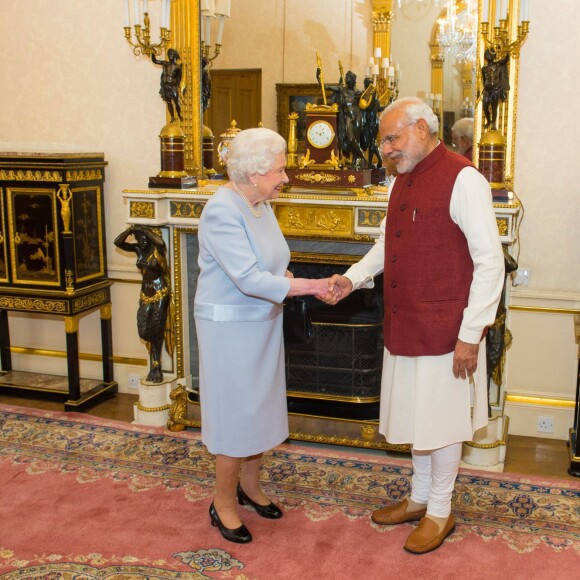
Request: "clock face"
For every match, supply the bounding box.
[307,120,335,149]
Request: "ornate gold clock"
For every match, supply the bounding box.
[302,104,339,167]
[307,119,335,149]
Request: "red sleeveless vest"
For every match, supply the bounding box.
[383,143,474,356]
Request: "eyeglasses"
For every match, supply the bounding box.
[380,121,416,147]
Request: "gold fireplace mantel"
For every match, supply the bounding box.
[122,184,520,245]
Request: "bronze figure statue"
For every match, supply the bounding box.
[486,248,518,416]
[201,55,212,113]
[114,225,174,383]
[317,68,368,169]
[481,48,510,130]
[151,48,184,123]
[359,78,387,169]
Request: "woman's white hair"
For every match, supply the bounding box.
[383,97,439,135]
[226,127,287,183]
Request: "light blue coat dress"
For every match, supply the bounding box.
[194,186,292,457]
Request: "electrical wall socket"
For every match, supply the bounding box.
[537,415,554,433]
[128,374,141,390]
[513,268,531,286]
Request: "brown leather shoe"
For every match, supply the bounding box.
[371,499,427,525]
[404,514,456,554]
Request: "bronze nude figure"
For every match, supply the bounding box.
[481,48,510,130]
[151,48,184,123]
[317,68,368,169]
[114,225,174,383]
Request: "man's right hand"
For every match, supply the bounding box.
[323,275,353,305]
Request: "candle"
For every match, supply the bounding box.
[166,0,171,28]
[133,0,140,24]
[482,0,489,22]
[521,0,530,21]
[205,16,211,46]
[143,0,148,15]
[495,0,501,26]
[217,15,225,44]
[161,0,166,27]
[215,0,231,18]
[374,47,382,59]
[124,0,130,26]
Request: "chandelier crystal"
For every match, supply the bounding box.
[437,0,478,64]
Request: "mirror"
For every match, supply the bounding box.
[184,1,485,175]
[391,1,477,147]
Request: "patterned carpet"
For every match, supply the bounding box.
[0,404,578,579]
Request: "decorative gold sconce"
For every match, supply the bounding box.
[477,0,530,198]
[123,0,172,58]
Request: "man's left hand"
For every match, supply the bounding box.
[453,339,479,380]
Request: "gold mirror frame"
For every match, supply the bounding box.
[170,0,203,178]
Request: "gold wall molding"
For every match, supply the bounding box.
[9,345,147,366]
[505,394,575,408]
[509,306,580,315]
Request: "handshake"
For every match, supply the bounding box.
[314,274,354,305]
[285,271,354,305]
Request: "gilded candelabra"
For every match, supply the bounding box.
[367,48,399,107]
[481,16,530,61]
[477,0,531,197]
[201,0,230,62]
[123,0,171,58]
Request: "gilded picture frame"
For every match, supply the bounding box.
[275,83,330,153]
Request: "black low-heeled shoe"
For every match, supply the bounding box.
[237,483,283,519]
[209,502,252,544]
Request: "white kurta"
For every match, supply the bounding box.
[344,166,504,450]
[194,186,292,457]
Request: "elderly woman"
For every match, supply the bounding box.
[195,127,333,544]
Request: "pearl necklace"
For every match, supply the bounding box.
[231,182,263,217]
